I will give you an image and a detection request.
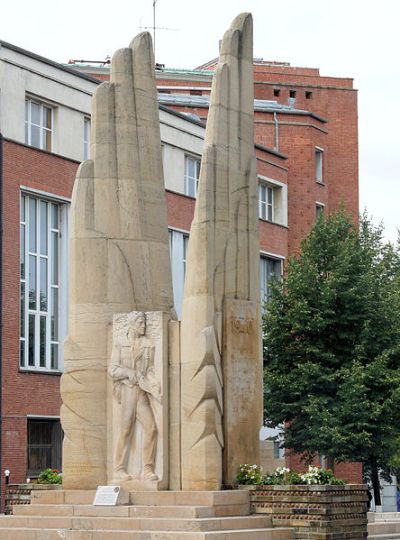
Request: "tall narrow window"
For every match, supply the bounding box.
[83,117,91,160]
[259,184,274,222]
[260,256,282,305]
[25,99,53,151]
[169,229,189,319]
[184,155,201,197]
[20,194,67,371]
[315,148,324,183]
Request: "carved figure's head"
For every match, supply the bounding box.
[127,312,146,340]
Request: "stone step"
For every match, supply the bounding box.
[375,513,400,521]
[369,522,400,535]
[368,535,400,540]
[0,514,272,532]
[31,489,249,508]
[0,527,293,539]
[13,503,224,518]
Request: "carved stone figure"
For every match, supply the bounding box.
[109,312,161,481]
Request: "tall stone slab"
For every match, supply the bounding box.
[60,33,174,489]
[180,13,262,489]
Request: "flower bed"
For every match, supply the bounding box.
[231,466,368,539]
[249,484,368,540]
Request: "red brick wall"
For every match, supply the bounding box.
[1,140,79,504]
[286,453,363,484]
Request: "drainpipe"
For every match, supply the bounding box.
[273,112,279,152]
[0,132,4,508]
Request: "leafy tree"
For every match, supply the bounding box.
[263,210,400,505]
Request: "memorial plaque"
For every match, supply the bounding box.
[93,485,121,506]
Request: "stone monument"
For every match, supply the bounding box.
[60,32,174,490]
[180,12,262,490]
[61,13,262,493]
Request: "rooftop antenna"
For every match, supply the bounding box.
[138,0,178,62]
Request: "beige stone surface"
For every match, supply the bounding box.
[180,12,261,490]
[108,311,169,490]
[168,319,182,490]
[60,31,173,490]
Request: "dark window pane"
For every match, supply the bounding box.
[51,343,58,370]
[40,316,46,367]
[20,225,25,279]
[28,314,35,366]
[20,340,25,368]
[40,258,47,311]
[51,288,58,341]
[21,195,26,222]
[20,282,25,337]
[29,255,37,309]
[28,420,62,476]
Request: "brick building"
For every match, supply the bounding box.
[0,39,359,508]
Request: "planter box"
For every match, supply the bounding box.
[246,484,368,539]
[5,483,62,515]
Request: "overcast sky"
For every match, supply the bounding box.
[1,0,399,241]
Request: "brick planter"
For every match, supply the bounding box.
[248,484,368,539]
[5,483,62,515]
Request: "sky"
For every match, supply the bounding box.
[1,0,399,241]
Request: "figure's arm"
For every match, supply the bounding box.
[108,343,136,382]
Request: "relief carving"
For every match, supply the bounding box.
[109,312,161,482]
[231,311,255,335]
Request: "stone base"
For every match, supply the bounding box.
[0,489,294,539]
[113,477,163,492]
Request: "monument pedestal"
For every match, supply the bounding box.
[0,489,294,539]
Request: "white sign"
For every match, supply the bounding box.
[93,485,121,506]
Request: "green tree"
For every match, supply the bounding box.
[263,210,400,505]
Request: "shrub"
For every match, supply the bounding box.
[236,465,345,486]
[37,468,62,485]
[234,464,263,485]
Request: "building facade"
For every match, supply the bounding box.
[0,40,360,506]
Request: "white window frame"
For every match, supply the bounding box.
[25,98,53,152]
[20,192,68,372]
[315,146,324,183]
[83,117,91,160]
[169,227,189,319]
[259,184,274,222]
[260,253,284,305]
[184,154,201,198]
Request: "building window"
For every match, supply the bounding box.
[25,99,52,151]
[273,88,280,97]
[316,203,325,219]
[260,256,282,305]
[27,418,62,477]
[315,147,324,183]
[306,91,313,99]
[184,155,201,198]
[259,184,274,222]
[169,229,189,319]
[20,194,68,371]
[83,117,91,160]
[289,90,296,98]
